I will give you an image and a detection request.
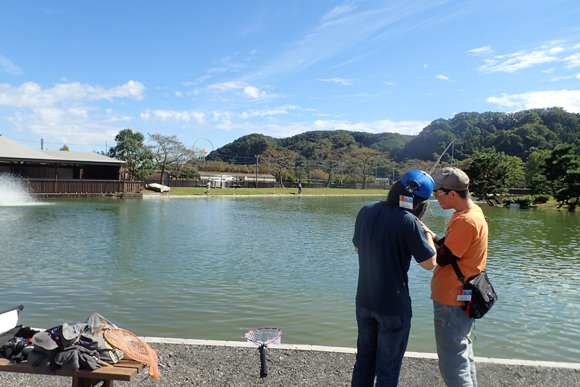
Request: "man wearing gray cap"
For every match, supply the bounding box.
[422,167,488,387]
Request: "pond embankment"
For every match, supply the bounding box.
[2,339,579,387]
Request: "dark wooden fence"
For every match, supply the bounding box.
[26,179,141,194]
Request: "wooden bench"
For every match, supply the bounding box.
[0,356,150,387]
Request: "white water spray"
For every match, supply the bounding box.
[0,174,41,206]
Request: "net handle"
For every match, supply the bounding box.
[245,327,282,345]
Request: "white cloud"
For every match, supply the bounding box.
[0,80,145,109]
[436,74,453,81]
[486,89,580,113]
[564,53,580,69]
[317,77,354,85]
[245,1,452,83]
[476,46,564,73]
[467,45,494,55]
[182,75,211,86]
[208,81,276,99]
[0,80,146,147]
[4,106,123,147]
[577,73,580,79]
[0,55,23,75]
[550,75,573,82]
[175,91,184,97]
[141,109,206,124]
[322,1,359,22]
[239,105,299,120]
[211,117,429,141]
[259,118,430,138]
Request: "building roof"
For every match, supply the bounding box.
[0,135,124,165]
[42,150,124,164]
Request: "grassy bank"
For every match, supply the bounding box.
[146,187,389,196]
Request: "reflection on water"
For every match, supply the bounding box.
[1,196,579,362]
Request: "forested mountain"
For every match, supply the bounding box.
[207,130,414,162]
[400,107,580,162]
[207,107,580,164]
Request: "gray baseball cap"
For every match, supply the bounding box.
[433,167,469,191]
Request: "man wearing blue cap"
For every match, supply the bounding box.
[352,170,437,387]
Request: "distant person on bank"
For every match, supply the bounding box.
[206,180,211,195]
[422,167,488,387]
[298,181,303,194]
[352,170,437,387]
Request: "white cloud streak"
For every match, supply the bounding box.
[208,81,276,99]
[436,74,453,81]
[322,0,359,22]
[318,77,354,85]
[487,90,580,113]
[0,81,146,146]
[469,41,580,74]
[0,81,145,108]
[245,1,454,83]
[478,47,563,73]
[564,53,580,69]
[0,55,23,75]
[141,110,206,124]
[467,46,494,55]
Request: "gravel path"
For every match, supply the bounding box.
[1,343,579,386]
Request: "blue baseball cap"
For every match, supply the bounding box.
[400,170,434,199]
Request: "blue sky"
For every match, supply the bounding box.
[1,1,580,154]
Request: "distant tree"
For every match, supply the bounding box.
[293,155,308,181]
[149,133,196,184]
[465,149,510,205]
[544,144,580,209]
[525,149,551,194]
[312,140,346,187]
[260,147,299,187]
[109,128,155,181]
[348,147,382,189]
[504,155,525,187]
[60,144,70,151]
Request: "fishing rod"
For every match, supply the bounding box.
[428,141,454,175]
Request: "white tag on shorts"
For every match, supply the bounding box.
[457,289,472,301]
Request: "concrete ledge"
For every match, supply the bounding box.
[140,337,580,370]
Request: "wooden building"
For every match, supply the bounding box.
[0,135,140,196]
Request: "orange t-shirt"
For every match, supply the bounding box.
[431,205,488,306]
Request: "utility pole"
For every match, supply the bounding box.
[41,139,43,150]
[254,155,261,189]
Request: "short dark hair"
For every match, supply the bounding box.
[383,180,430,219]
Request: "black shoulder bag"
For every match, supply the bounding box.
[451,261,498,319]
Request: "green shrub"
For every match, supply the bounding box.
[513,196,532,207]
[502,195,532,207]
[531,194,551,205]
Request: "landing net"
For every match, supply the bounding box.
[245,327,282,345]
[104,328,161,381]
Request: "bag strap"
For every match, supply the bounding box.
[451,260,466,283]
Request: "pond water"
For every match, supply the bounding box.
[1,195,579,363]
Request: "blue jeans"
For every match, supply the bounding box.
[433,301,477,387]
[352,305,412,387]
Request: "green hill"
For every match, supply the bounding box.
[207,107,580,164]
